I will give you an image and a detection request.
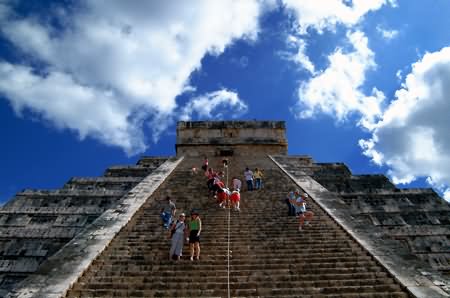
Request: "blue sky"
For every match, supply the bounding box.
[1,0,450,204]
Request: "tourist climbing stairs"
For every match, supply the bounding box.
[65,156,411,297]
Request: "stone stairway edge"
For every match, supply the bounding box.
[268,154,449,298]
[7,156,184,298]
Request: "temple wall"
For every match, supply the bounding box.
[176,121,288,156]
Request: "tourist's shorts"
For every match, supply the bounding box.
[189,230,200,243]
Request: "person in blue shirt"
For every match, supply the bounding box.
[160,196,176,229]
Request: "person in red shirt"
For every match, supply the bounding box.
[217,188,229,208]
[230,189,241,211]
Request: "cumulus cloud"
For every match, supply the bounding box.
[396,69,403,82]
[360,47,450,201]
[444,189,450,202]
[284,35,316,75]
[180,89,248,121]
[282,0,395,34]
[376,25,399,40]
[0,62,146,153]
[293,31,385,129]
[0,1,265,154]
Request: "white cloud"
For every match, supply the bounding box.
[444,189,450,202]
[293,31,385,129]
[0,62,146,154]
[282,0,395,34]
[180,89,248,121]
[376,25,399,40]
[396,69,403,82]
[285,35,316,74]
[360,47,450,201]
[0,1,266,154]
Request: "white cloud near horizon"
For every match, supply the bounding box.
[180,89,248,121]
[293,31,385,130]
[0,1,266,155]
[360,47,450,201]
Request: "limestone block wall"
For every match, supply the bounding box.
[273,155,450,283]
[0,157,167,296]
[176,121,288,156]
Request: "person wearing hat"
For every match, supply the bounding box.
[188,210,202,261]
[290,192,314,231]
[168,213,188,261]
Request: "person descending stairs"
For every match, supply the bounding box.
[65,156,411,297]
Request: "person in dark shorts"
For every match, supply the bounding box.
[201,156,208,172]
[188,210,202,261]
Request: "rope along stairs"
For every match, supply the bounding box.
[65,155,411,297]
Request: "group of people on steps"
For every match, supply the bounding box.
[160,156,314,261]
[160,196,202,261]
[205,158,242,211]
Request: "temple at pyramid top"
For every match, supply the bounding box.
[176,120,288,156]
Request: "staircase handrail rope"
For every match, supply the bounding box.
[224,159,231,298]
[227,192,231,298]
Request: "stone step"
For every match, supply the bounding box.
[83,265,386,278]
[87,272,391,284]
[92,255,375,266]
[65,156,409,297]
[67,284,407,297]
[96,250,369,261]
[72,277,398,291]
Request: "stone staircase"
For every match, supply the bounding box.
[65,156,411,297]
[0,157,167,295]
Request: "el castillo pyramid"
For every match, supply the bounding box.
[1,121,449,297]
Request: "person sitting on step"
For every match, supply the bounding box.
[290,192,314,231]
[285,190,298,216]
